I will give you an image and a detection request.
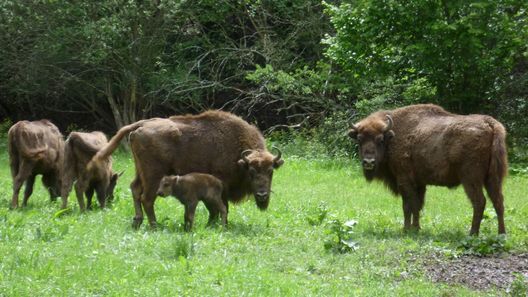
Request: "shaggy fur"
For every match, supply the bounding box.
[8,120,64,208]
[157,173,226,231]
[61,131,120,210]
[349,104,508,235]
[89,110,284,229]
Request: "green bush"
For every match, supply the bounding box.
[457,234,510,256]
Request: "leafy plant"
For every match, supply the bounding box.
[508,273,528,297]
[457,234,510,256]
[306,202,329,226]
[324,219,359,254]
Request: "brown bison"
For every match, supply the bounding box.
[8,120,64,208]
[348,104,507,235]
[61,131,121,210]
[89,110,284,229]
[157,173,227,231]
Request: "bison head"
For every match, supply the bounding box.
[348,114,395,180]
[156,175,175,197]
[237,147,284,210]
[106,171,123,201]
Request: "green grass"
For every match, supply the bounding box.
[0,151,527,296]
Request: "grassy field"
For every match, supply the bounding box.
[0,149,527,296]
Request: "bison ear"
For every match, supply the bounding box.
[347,129,358,139]
[237,159,248,169]
[384,130,395,141]
[273,159,284,169]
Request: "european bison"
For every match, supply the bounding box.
[61,131,121,210]
[157,173,226,231]
[348,104,507,235]
[89,110,284,229]
[8,120,64,208]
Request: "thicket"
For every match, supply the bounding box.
[0,0,527,160]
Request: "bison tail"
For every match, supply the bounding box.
[89,119,153,166]
[8,126,19,179]
[487,121,508,188]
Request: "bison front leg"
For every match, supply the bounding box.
[401,196,412,231]
[183,202,198,232]
[400,184,421,232]
[463,183,487,236]
[95,183,107,209]
[85,186,95,210]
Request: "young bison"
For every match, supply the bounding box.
[8,120,64,208]
[156,173,227,231]
[61,131,121,210]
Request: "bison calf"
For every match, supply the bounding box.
[348,104,507,235]
[8,120,64,208]
[156,173,226,231]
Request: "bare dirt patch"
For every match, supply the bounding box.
[425,253,528,291]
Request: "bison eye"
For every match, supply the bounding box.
[249,167,256,175]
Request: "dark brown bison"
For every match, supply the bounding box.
[348,104,507,235]
[89,110,284,229]
[8,120,64,208]
[61,131,121,210]
[157,173,226,231]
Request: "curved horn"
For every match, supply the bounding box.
[272,146,282,162]
[348,118,359,131]
[383,115,393,132]
[240,149,252,163]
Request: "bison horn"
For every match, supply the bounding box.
[272,146,282,162]
[383,115,393,132]
[348,118,359,131]
[240,149,252,164]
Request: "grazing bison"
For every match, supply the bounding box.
[89,110,284,229]
[348,104,507,235]
[8,120,64,208]
[61,131,121,210]
[157,173,227,231]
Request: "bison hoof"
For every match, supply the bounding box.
[403,226,420,233]
[132,217,144,230]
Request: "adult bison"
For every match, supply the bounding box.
[61,131,121,211]
[8,120,64,208]
[348,104,507,235]
[89,110,284,229]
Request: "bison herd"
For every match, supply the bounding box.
[7,104,508,235]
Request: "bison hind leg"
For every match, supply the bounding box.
[484,179,506,234]
[11,160,34,209]
[462,183,487,236]
[130,175,144,229]
[204,202,220,226]
[22,174,37,207]
[42,173,59,202]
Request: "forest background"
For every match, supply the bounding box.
[1,0,527,162]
